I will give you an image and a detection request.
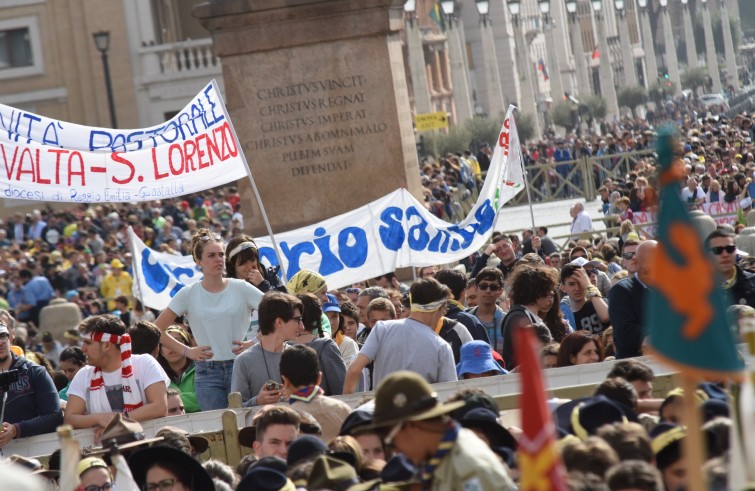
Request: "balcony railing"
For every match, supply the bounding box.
[139,38,221,81]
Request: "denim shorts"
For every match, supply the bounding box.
[194,360,234,411]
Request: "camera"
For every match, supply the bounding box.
[0,369,19,389]
[265,380,282,391]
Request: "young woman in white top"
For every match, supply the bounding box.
[155,229,263,411]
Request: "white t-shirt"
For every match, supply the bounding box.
[68,354,169,413]
[168,279,263,360]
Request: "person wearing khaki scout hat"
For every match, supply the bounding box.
[370,371,516,491]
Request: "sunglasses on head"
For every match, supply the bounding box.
[477,283,502,291]
[710,245,736,255]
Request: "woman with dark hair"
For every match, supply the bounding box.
[58,346,86,401]
[557,331,604,367]
[292,293,347,396]
[158,325,199,413]
[500,266,559,369]
[225,234,286,293]
[541,289,571,342]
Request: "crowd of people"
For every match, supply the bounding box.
[1,95,754,490]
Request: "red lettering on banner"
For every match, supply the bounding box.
[68,151,85,186]
[49,148,67,185]
[152,148,169,180]
[17,147,36,181]
[196,133,210,169]
[184,139,197,172]
[168,144,183,175]
[498,118,511,157]
[34,149,50,184]
[150,121,237,180]
[110,152,136,185]
[1,144,20,180]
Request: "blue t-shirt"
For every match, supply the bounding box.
[23,276,55,305]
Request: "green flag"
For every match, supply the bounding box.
[647,126,743,379]
[429,1,446,32]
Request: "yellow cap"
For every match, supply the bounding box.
[77,457,108,477]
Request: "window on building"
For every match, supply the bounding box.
[0,28,33,70]
[0,16,43,80]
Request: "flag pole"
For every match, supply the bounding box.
[680,377,707,491]
[511,107,538,248]
[211,80,288,282]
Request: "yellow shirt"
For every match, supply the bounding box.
[100,271,133,310]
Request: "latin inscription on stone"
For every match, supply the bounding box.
[243,74,389,178]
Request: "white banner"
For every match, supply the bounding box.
[130,106,524,308]
[1,81,225,152]
[632,200,739,237]
[253,107,523,289]
[0,81,248,202]
[130,228,202,310]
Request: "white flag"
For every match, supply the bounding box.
[128,227,201,311]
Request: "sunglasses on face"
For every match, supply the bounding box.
[584,268,597,275]
[477,283,502,291]
[622,252,636,260]
[710,245,736,255]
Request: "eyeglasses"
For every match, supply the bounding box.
[584,268,596,275]
[710,245,736,255]
[345,288,360,294]
[291,316,304,324]
[621,252,636,260]
[143,480,175,491]
[477,283,502,291]
[85,484,115,491]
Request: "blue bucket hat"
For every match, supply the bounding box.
[456,341,507,377]
[322,293,341,313]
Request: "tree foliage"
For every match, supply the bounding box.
[579,95,608,124]
[514,112,537,143]
[551,101,577,132]
[617,86,648,115]
[648,81,677,105]
[681,66,709,92]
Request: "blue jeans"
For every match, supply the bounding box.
[194,360,234,411]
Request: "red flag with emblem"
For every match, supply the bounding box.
[516,327,568,491]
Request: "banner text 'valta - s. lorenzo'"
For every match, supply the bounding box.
[0,81,247,203]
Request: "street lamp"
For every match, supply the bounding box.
[92,31,117,129]
[591,0,602,13]
[659,0,668,9]
[680,0,689,4]
[404,0,416,12]
[539,0,551,18]
[476,0,490,21]
[508,0,521,25]
[441,0,454,15]
[614,0,625,17]
[565,0,577,17]
[637,0,647,8]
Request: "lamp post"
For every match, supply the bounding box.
[565,0,592,96]
[659,0,681,95]
[440,0,473,123]
[680,0,698,68]
[700,0,722,93]
[539,0,565,102]
[476,0,506,118]
[636,0,659,88]
[613,0,638,87]
[591,0,619,117]
[719,0,739,90]
[92,31,117,129]
[404,1,433,115]
[509,0,542,139]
